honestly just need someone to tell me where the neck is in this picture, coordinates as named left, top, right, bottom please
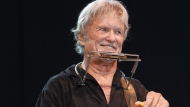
left=81, top=57, right=117, bottom=86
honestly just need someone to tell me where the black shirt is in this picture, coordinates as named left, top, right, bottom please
left=35, top=64, right=148, bottom=107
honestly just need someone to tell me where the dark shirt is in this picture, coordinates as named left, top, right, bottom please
left=35, top=64, right=148, bottom=107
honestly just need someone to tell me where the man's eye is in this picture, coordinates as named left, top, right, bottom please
left=100, top=28, right=106, bottom=31
left=115, top=31, right=121, bottom=35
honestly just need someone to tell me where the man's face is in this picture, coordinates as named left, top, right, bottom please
left=83, top=11, right=126, bottom=55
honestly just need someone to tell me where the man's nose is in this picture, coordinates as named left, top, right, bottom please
left=106, top=31, right=116, bottom=42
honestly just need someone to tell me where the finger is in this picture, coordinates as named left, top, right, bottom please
left=150, top=93, right=162, bottom=107
left=144, top=91, right=155, bottom=107
left=157, top=97, right=169, bottom=107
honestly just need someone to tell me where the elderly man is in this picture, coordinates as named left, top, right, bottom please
left=35, top=0, right=169, bottom=107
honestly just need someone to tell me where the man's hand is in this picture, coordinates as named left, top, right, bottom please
left=135, top=91, right=169, bottom=107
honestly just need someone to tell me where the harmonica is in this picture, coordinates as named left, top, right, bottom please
left=88, top=51, right=141, bottom=62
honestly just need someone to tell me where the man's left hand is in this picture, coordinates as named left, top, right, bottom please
left=135, top=91, right=169, bottom=107
left=143, top=91, right=169, bottom=107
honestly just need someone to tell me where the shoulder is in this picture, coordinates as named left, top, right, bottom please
left=43, top=64, right=78, bottom=94
left=43, top=71, right=69, bottom=94
left=35, top=64, right=79, bottom=106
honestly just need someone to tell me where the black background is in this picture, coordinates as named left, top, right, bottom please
left=0, top=0, right=189, bottom=107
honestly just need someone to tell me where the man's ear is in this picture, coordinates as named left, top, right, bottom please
left=78, top=34, right=86, bottom=46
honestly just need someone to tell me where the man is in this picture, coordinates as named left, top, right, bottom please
left=35, top=0, right=169, bottom=107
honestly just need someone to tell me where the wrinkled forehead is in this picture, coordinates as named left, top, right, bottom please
left=87, top=10, right=126, bottom=31
left=98, top=11, right=121, bottom=20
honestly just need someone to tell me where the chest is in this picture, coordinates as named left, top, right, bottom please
left=101, top=86, right=111, bottom=103
left=68, top=84, right=126, bottom=107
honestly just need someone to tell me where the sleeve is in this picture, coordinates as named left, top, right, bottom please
left=35, top=89, right=60, bottom=107
left=130, top=78, right=149, bottom=101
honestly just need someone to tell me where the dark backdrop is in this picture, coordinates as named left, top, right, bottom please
left=1, top=0, right=189, bottom=107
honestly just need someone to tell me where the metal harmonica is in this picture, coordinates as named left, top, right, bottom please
left=78, top=51, right=141, bottom=86
left=88, top=51, right=141, bottom=62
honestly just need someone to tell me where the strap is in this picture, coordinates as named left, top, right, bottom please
left=120, top=77, right=137, bottom=107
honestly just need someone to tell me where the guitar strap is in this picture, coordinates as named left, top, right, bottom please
left=120, top=77, right=137, bottom=107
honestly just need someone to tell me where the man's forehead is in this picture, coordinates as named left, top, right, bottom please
left=92, top=14, right=124, bottom=28
left=95, top=11, right=121, bottom=19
